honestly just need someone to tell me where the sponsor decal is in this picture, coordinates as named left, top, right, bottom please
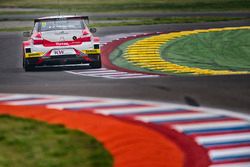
left=82, top=49, right=100, bottom=54
left=25, top=52, right=43, bottom=58
left=55, top=42, right=70, bottom=46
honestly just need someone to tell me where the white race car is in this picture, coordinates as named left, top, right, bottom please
left=22, top=15, right=101, bottom=71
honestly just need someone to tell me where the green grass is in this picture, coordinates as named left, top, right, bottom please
left=0, top=115, right=113, bottom=167
left=161, top=29, right=250, bottom=71
left=110, top=29, right=250, bottom=75
left=0, top=17, right=247, bottom=32
left=90, top=17, right=247, bottom=27
left=0, top=0, right=249, bottom=12
left=0, top=11, right=56, bottom=15
left=0, top=27, right=32, bottom=32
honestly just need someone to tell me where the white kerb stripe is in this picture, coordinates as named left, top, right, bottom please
left=116, top=75, right=159, bottom=79
left=94, top=106, right=179, bottom=115
left=78, top=70, right=118, bottom=74
left=85, top=68, right=109, bottom=70
left=6, top=97, right=84, bottom=105
left=95, top=72, right=128, bottom=75
left=196, top=132, right=250, bottom=145
left=135, top=113, right=221, bottom=123
left=209, top=162, right=250, bottom=167
left=112, top=73, right=145, bottom=77
left=47, top=101, right=133, bottom=110
left=0, top=94, right=40, bottom=101
left=75, top=68, right=109, bottom=72
left=99, top=73, right=137, bottom=77
left=209, top=146, right=250, bottom=159
left=173, top=121, right=250, bottom=132
left=84, top=72, right=129, bottom=76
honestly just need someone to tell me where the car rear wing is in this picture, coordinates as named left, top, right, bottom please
left=34, top=16, right=90, bottom=24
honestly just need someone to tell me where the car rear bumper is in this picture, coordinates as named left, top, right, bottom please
left=25, top=54, right=101, bottom=66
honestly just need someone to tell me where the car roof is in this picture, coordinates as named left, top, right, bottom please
left=34, top=15, right=89, bottom=23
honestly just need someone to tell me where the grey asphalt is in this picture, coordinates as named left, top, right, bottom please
left=0, top=20, right=249, bottom=114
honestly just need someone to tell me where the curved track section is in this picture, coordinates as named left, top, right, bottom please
left=124, top=27, right=250, bottom=75
left=65, top=33, right=161, bottom=79
left=0, top=20, right=250, bottom=113
left=1, top=93, right=250, bottom=166
left=0, top=19, right=250, bottom=167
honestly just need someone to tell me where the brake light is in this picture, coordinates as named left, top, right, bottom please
left=82, top=30, right=89, bottom=35
left=33, top=39, right=43, bottom=45
left=80, top=29, right=91, bottom=42
left=79, top=37, right=91, bottom=42
left=34, top=32, right=42, bottom=38
left=32, top=32, right=43, bottom=45
left=94, top=37, right=100, bottom=43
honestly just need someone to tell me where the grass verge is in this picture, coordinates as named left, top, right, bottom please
left=110, top=29, right=250, bottom=75
left=0, top=27, right=32, bottom=32
left=0, top=115, right=113, bottom=167
left=90, top=17, right=247, bottom=27
left=0, top=11, right=56, bottom=15
left=0, top=0, right=249, bottom=12
left=0, top=17, right=248, bottom=32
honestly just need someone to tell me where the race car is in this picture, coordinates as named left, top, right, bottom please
left=22, top=15, right=101, bottom=71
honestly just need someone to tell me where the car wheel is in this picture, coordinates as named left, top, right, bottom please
left=90, top=55, right=102, bottom=68
left=23, top=57, right=35, bottom=71
left=24, top=65, right=35, bottom=72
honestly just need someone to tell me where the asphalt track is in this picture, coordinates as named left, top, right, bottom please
left=0, top=20, right=250, bottom=114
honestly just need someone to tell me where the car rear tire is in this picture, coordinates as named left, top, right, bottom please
left=24, top=65, right=35, bottom=72
left=90, top=55, right=102, bottom=68
left=23, top=57, right=35, bottom=72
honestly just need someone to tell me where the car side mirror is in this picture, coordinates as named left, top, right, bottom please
left=90, top=28, right=97, bottom=34
left=23, top=31, right=31, bottom=37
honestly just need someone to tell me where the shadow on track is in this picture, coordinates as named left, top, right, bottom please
left=25, top=65, right=93, bottom=72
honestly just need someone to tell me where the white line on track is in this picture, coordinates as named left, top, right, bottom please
left=65, top=68, right=159, bottom=79
left=65, top=33, right=160, bottom=79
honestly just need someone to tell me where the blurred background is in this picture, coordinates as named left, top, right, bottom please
left=0, top=0, right=249, bottom=31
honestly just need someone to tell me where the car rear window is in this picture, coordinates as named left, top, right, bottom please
left=37, top=19, right=85, bottom=32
